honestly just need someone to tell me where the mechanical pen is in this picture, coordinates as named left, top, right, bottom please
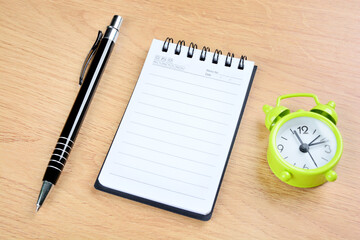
left=36, top=15, right=123, bottom=211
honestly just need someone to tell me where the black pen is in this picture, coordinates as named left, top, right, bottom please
left=36, top=15, right=123, bottom=211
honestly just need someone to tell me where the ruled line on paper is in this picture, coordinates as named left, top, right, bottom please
left=145, top=82, right=234, bottom=105
left=142, top=92, right=231, bottom=115
left=123, top=141, right=216, bottom=167
left=118, top=151, right=212, bottom=178
left=130, top=121, right=221, bottom=146
left=150, top=73, right=238, bottom=95
left=152, top=63, right=242, bottom=85
left=134, top=112, right=225, bottom=136
left=138, top=102, right=228, bottom=126
left=113, top=161, right=209, bottom=189
left=110, top=173, right=206, bottom=200
left=126, top=131, right=219, bottom=156
left=216, top=72, right=243, bottom=81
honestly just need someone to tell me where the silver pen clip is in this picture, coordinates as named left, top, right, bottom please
left=79, top=31, right=103, bottom=85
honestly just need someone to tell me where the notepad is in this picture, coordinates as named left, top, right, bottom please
left=95, top=38, right=257, bottom=220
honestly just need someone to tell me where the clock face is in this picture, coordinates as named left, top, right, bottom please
left=275, top=116, right=337, bottom=169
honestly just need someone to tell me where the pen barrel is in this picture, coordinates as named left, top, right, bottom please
left=60, top=38, right=115, bottom=141
left=42, top=38, right=115, bottom=185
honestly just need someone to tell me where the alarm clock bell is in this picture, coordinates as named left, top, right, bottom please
left=263, top=94, right=338, bottom=130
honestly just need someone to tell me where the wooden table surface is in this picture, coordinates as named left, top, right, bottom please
left=1, top=0, right=359, bottom=239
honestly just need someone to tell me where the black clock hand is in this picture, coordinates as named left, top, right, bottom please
left=307, top=151, right=318, bottom=168
left=292, top=129, right=304, bottom=145
left=309, top=140, right=328, bottom=146
left=309, top=135, right=320, bottom=145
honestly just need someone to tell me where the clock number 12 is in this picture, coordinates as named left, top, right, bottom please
left=297, top=126, right=308, bottom=134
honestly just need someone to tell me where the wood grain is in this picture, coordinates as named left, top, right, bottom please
left=0, top=0, right=359, bottom=239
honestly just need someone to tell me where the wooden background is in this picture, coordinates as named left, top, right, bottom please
left=0, top=0, right=359, bottom=239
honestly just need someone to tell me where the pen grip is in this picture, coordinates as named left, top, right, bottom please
left=43, top=136, right=74, bottom=184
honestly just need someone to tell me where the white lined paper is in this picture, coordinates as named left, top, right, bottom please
left=98, top=39, right=255, bottom=215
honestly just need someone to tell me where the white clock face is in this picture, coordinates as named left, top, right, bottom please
left=275, top=117, right=337, bottom=169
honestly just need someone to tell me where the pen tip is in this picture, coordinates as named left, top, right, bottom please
left=36, top=180, right=53, bottom=213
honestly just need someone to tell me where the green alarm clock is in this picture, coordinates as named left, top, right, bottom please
left=263, top=93, right=343, bottom=188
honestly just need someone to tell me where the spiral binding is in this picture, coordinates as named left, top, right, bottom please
left=162, top=37, right=173, bottom=52
left=175, top=40, right=185, bottom=55
left=200, top=46, right=210, bottom=61
left=238, top=55, right=247, bottom=70
left=225, top=52, right=234, bottom=67
left=187, top=42, right=197, bottom=58
left=161, top=37, right=248, bottom=69
left=212, top=49, right=222, bottom=64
